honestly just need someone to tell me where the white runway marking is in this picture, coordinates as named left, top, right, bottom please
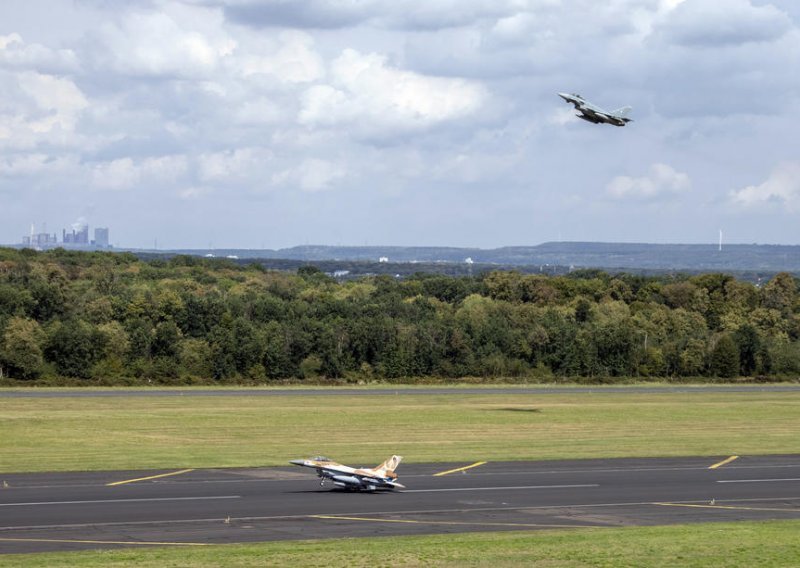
left=717, top=478, right=800, bottom=484
left=405, top=484, right=599, bottom=493
left=0, top=496, right=240, bottom=507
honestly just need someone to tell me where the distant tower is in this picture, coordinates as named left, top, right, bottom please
left=94, top=227, right=109, bottom=248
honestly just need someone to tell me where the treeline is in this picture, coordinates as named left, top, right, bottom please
left=0, top=247, right=799, bottom=384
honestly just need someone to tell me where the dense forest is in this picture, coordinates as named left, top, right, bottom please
left=1, top=247, right=799, bottom=384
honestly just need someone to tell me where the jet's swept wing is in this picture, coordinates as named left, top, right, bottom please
left=557, top=93, right=633, bottom=127
left=290, top=455, right=405, bottom=491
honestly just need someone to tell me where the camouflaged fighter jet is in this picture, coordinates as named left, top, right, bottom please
left=558, top=92, right=633, bottom=126
left=290, top=455, right=404, bottom=491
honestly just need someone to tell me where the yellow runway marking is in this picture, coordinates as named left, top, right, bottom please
left=0, top=537, right=209, bottom=546
left=709, top=455, right=739, bottom=469
left=433, top=461, right=487, bottom=477
left=310, top=514, right=590, bottom=529
left=654, top=502, right=800, bottom=513
left=106, top=469, right=195, bottom=486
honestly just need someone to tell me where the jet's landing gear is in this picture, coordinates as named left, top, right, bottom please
left=320, top=479, right=325, bottom=487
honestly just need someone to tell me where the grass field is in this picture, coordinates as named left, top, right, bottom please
left=1, top=389, right=799, bottom=472
left=2, top=521, right=799, bottom=567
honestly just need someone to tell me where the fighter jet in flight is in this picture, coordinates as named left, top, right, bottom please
left=558, top=93, right=633, bottom=127
left=290, top=455, right=404, bottom=491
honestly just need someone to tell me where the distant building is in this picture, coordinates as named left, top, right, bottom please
left=21, top=224, right=57, bottom=249
left=379, top=256, right=389, bottom=263
left=465, top=257, right=474, bottom=264
left=22, top=232, right=58, bottom=248
left=63, top=224, right=89, bottom=245
left=93, top=227, right=110, bottom=248
left=20, top=221, right=112, bottom=249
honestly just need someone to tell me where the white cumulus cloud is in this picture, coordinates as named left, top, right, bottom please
left=0, top=33, right=79, bottom=72
left=299, top=48, right=487, bottom=135
left=235, top=31, right=324, bottom=84
left=16, top=71, right=88, bottom=133
left=93, top=7, right=236, bottom=78
left=730, top=162, right=800, bottom=211
left=607, top=163, right=691, bottom=200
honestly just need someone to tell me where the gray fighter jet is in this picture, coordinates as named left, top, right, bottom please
left=558, top=93, right=633, bottom=127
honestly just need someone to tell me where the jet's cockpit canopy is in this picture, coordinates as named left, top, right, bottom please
left=572, top=93, right=583, bottom=99
left=311, top=456, right=331, bottom=461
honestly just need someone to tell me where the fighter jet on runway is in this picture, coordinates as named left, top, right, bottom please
left=290, top=455, right=404, bottom=491
left=558, top=93, right=633, bottom=126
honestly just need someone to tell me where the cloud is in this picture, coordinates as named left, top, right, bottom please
left=299, top=49, right=487, bottom=136
left=2, top=0, right=800, bottom=247
left=272, top=158, right=345, bottom=192
left=654, top=0, right=792, bottom=47
left=222, top=0, right=535, bottom=31
left=235, top=31, right=323, bottom=83
left=730, top=162, right=800, bottom=211
left=92, top=6, right=236, bottom=78
left=607, top=164, right=691, bottom=200
left=0, top=68, right=88, bottom=151
left=0, top=33, right=79, bottom=73
left=223, top=0, right=373, bottom=29
left=91, top=155, right=188, bottom=190
left=0, top=153, right=77, bottom=177
left=198, top=147, right=274, bottom=183
left=178, top=186, right=213, bottom=200
left=16, top=71, right=88, bottom=133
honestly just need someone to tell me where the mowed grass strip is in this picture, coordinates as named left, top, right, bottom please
left=2, top=521, right=799, bottom=567
left=1, top=391, right=799, bottom=472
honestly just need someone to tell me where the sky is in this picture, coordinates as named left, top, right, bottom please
left=1, top=0, right=798, bottom=249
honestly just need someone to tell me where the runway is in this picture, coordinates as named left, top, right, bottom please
left=2, top=455, right=800, bottom=554
left=3, top=385, right=800, bottom=398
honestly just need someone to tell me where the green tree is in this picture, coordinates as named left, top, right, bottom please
left=299, top=354, right=323, bottom=379
left=1, top=317, right=46, bottom=379
left=45, top=320, right=106, bottom=379
left=151, top=321, right=182, bottom=359
left=679, top=339, right=707, bottom=376
left=709, top=334, right=740, bottom=378
left=762, top=272, right=796, bottom=314
left=179, top=338, right=213, bottom=378
left=733, top=324, right=761, bottom=376
left=0, top=285, right=33, bottom=317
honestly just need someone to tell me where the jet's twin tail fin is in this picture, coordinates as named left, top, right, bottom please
left=373, top=455, right=402, bottom=477
left=612, top=106, right=632, bottom=118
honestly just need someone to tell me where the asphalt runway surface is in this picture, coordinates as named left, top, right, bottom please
left=2, top=455, right=800, bottom=554
left=3, top=385, right=800, bottom=398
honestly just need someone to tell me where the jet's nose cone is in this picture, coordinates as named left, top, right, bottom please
left=557, top=92, right=570, bottom=100
left=289, top=459, right=305, bottom=466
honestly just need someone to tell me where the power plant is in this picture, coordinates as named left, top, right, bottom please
left=20, top=221, right=111, bottom=250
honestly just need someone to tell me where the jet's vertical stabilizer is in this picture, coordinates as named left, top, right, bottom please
left=373, top=455, right=402, bottom=477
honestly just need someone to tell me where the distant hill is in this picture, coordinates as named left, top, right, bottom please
left=167, top=242, right=800, bottom=274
